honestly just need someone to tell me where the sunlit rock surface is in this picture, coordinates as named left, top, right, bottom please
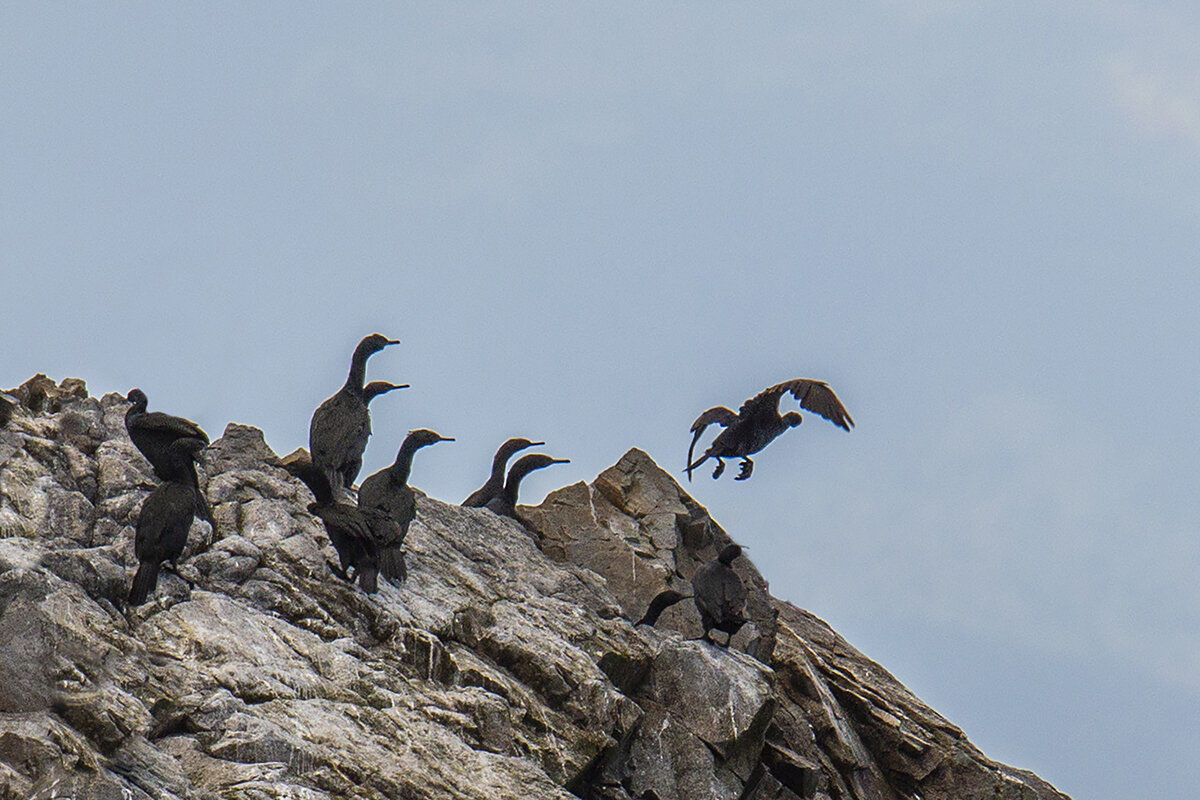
left=0, top=376, right=1070, bottom=800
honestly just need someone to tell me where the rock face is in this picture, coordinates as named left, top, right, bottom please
left=0, top=376, right=1071, bottom=800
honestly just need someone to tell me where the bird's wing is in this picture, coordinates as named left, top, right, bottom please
left=721, top=569, right=748, bottom=618
left=687, top=406, right=738, bottom=471
left=309, top=392, right=369, bottom=466
left=317, top=503, right=375, bottom=542
left=135, top=411, right=209, bottom=443
left=744, top=379, right=854, bottom=430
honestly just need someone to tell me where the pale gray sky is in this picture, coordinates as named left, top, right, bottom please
left=4, top=5, right=1199, bottom=798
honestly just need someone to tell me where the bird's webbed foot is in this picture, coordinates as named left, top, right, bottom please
left=734, top=458, right=754, bottom=481
left=326, top=559, right=352, bottom=582
left=712, top=460, right=726, bottom=479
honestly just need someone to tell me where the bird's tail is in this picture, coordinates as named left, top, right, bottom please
left=357, top=565, right=379, bottom=594
left=636, top=589, right=691, bottom=627
left=128, top=561, right=161, bottom=606
left=379, top=546, right=408, bottom=582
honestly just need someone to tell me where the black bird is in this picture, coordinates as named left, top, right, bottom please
left=461, top=437, right=544, bottom=507
left=637, top=544, right=749, bottom=647
left=286, top=457, right=382, bottom=593
left=128, top=438, right=210, bottom=606
left=358, top=429, right=454, bottom=583
left=686, top=378, right=853, bottom=481
left=309, top=333, right=402, bottom=496
left=363, top=381, right=409, bottom=404
left=484, top=453, right=570, bottom=520
left=124, top=388, right=210, bottom=482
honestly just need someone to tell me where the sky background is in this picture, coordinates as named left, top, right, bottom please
left=3, top=4, right=1199, bottom=798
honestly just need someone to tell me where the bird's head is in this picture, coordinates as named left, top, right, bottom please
left=356, top=333, right=400, bottom=359
left=783, top=411, right=803, bottom=428
left=125, top=388, right=148, bottom=407
left=717, top=543, right=743, bottom=565
left=406, top=429, right=455, bottom=449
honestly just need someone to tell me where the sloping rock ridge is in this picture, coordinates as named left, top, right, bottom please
left=0, top=375, right=1070, bottom=800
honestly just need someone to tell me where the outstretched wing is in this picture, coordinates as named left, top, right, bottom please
left=741, top=379, right=854, bottom=431
left=687, top=406, right=738, bottom=476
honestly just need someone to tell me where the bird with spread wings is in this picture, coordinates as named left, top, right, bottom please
left=686, top=378, right=853, bottom=481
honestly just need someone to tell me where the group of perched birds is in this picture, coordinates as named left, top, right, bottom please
left=123, top=389, right=213, bottom=605
left=119, top=332, right=854, bottom=648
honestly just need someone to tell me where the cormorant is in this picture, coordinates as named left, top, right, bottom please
left=128, top=437, right=211, bottom=606
left=484, top=453, right=569, bottom=520
left=285, top=456, right=382, bottom=593
left=124, top=388, right=210, bottom=482
left=358, top=429, right=454, bottom=583
left=686, top=378, right=853, bottom=481
left=363, top=381, right=409, bottom=404
left=636, top=544, right=748, bottom=646
left=461, top=437, right=545, bottom=507
left=309, top=333, right=401, bottom=496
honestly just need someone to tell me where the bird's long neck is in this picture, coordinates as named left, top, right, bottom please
left=126, top=395, right=147, bottom=420
left=486, top=447, right=513, bottom=487
left=502, top=462, right=539, bottom=503
left=389, top=440, right=423, bottom=486
left=343, top=352, right=370, bottom=394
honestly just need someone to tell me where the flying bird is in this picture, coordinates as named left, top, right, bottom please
left=686, top=378, right=853, bottom=481
left=309, top=333, right=403, bottom=496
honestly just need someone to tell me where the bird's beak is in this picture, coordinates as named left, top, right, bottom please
left=530, top=441, right=546, bottom=447
left=553, top=458, right=571, bottom=464
left=385, top=338, right=400, bottom=346
left=394, top=383, right=411, bottom=390
left=440, top=436, right=456, bottom=442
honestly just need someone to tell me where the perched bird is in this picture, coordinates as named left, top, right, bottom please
left=686, top=378, right=853, bottom=481
left=358, top=429, right=454, bottom=583
left=128, top=437, right=211, bottom=606
left=637, top=543, right=749, bottom=647
left=309, top=333, right=402, bottom=496
left=124, top=388, right=209, bottom=482
left=484, top=453, right=570, bottom=521
left=286, top=456, right=382, bottom=593
left=461, top=437, right=544, bottom=507
left=363, top=381, right=409, bottom=404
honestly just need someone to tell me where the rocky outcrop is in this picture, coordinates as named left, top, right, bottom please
left=0, top=376, right=1070, bottom=800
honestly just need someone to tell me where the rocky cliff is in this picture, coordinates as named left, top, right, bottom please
left=0, top=376, right=1070, bottom=800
